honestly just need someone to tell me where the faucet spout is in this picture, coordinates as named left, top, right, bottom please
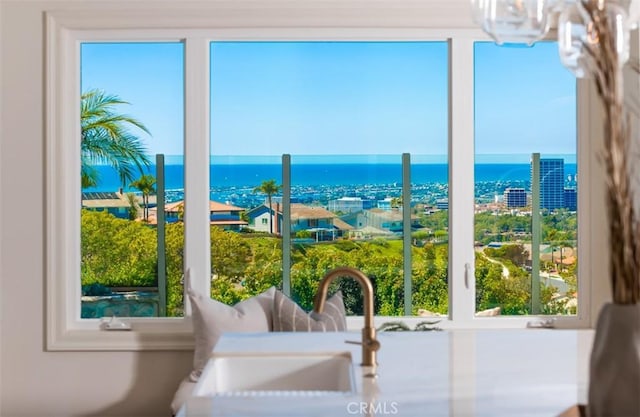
left=313, top=267, right=379, bottom=367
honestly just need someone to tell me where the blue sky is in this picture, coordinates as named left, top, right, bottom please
left=80, top=40, right=576, bottom=160
left=81, top=42, right=185, bottom=157
left=474, top=42, right=576, bottom=156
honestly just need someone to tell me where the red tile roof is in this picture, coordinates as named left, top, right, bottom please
left=164, top=200, right=245, bottom=213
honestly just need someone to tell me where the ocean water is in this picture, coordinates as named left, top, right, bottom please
left=84, top=163, right=578, bottom=193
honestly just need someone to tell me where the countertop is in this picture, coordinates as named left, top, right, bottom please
left=178, top=329, right=594, bottom=417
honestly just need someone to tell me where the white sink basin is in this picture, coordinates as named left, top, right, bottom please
left=193, top=351, right=356, bottom=397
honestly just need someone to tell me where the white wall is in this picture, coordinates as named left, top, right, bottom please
left=0, top=0, right=4, bottom=413
left=0, top=2, right=193, bottom=416
left=251, top=212, right=271, bottom=233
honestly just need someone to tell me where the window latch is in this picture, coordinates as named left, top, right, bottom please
left=464, top=263, right=471, bottom=289
left=100, top=315, right=132, bottom=331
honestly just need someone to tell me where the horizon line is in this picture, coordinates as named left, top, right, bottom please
left=90, top=153, right=578, bottom=166
left=162, top=153, right=577, bottom=164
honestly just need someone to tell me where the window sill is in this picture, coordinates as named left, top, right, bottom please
left=46, top=315, right=588, bottom=352
left=347, top=315, right=589, bottom=331
left=47, top=317, right=195, bottom=351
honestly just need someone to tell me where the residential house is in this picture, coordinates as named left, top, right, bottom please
left=354, top=208, right=421, bottom=234
left=291, top=203, right=338, bottom=241
left=246, top=203, right=284, bottom=234
left=81, top=191, right=132, bottom=219
left=81, top=190, right=156, bottom=220
left=332, top=217, right=355, bottom=238
left=246, top=203, right=344, bottom=240
left=149, top=200, right=247, bottom=230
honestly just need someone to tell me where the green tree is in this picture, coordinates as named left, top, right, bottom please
left=81, top=89, right=151, bottom=188
left=130, top=174, right=156, bottom=222
left=419, top=210, right=448, bottom=231
left=475, top=251, right=532, bottom=314
left=485, top=243, right=528, bottom=267
left=253, top=179, right=282, bottom=234
left=165, top=222, right=185, bottom=317
left=244, top=236, right=283, bottom=293
left=125, top=192, right=139, bottom=220
left=81, top=209, right=156, bottom=287
left=295, top=230, right=312, bottom=239
left=210, top=227, right=251, bottom=280
left=412, top=243, right=449, bottom=315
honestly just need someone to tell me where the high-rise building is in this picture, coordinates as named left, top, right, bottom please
left=533, top=158, right=565, bottom=210
left=564, top=188, right=577, bottom=211
left=503, top=188, right=527, bottom=208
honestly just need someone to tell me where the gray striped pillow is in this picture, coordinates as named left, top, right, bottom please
left=273, top=290, right=347, bottom=331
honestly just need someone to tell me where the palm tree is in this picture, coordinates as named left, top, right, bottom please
left=253, top=179, right=282, bottom=234
left=130, top=174, right=156, bottom=223
left=81, top=89, right=151, bottom=188
left=125, top=192, right=139, bottom=221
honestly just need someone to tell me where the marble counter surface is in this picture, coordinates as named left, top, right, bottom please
left=178, top=329, right=594, bottom=417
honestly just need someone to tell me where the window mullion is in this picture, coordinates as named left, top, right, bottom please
left=402, top=153, right=412, bottom=315
left=184, top=37, right=211, bottom=303
left=448, top=37, right=476, bottom=325
left=282, top=154, right=291, bottom=296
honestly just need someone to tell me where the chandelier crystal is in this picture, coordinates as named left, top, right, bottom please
left=472, top=0, right=638, bottom=77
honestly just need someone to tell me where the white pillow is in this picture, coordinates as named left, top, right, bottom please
left=186, top=271, right=275, bottom=381
left=170, top=376, right=196, bottom=416
left=273, top=289, right=347, bottom=332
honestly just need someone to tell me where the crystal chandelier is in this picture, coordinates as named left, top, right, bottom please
left=471, top=0, right=639, bottom=78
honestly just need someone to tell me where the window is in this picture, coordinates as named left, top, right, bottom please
left=79, top=42, right=185, bottom=318
left=209, top=41, right=448, bottom=317
left=473, top=42, right=578, bottom=317
left=46, top=3, right=599, bottom=350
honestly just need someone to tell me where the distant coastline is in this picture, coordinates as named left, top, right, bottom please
left=83, top=161, right=578, bottom=193
left=159, top=153, right=578, bottom=165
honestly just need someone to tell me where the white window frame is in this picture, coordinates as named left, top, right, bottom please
left=46, top=1, right=605, bottom=351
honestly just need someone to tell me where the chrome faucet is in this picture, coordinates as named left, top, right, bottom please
left=313, top=267, right=380, bottom=367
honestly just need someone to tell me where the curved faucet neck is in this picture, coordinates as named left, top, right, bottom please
left=313, top=267, right=375, bottom=329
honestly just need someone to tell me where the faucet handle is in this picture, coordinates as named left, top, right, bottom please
left=345, top=338, right=381, bottom=351
left=346, top=339, right=380, bottom=375
left=368, top=338, right=381, bottom=351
